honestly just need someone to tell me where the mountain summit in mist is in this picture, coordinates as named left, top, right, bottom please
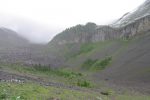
left=0, top=27, right=29, bottom=47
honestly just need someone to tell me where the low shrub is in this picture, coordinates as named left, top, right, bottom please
left=0, top=89, right=8, bottom=99
left=0, top=93, right=7, bottom=99
left=77, top=79, right=91, bottom=88
left=100, top=90, right=114, bottom=96
left=93, top=56, right=112, bottom=70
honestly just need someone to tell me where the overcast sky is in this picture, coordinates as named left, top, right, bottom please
left=0, top=0, right=145, bottom=43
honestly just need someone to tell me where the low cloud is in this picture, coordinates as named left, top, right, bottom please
left=0, top=14, right=62, bottom=44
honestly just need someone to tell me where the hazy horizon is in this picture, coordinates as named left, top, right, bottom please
left=0, top=0, right=145, bottom=43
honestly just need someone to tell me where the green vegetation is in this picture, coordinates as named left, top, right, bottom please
left=1, top=63, right=93, bottom=88
left=0, top=82, right=99, bottom=100
left=0, top=63, right=150, bottom=100
left=100, top=89, right=114, bottom=96
left=0, top=82, right=150, bottom=100
left=8, top=64, right=82, bottom=79
left=31, top=64, right=83, bottom=79
left=93, top=56, right=112, bottom=70
left=77, top=79, right=91, bottom=88
left=82, top=56, right=112, bottom=70
left=24, top=65, right=93, bottom=87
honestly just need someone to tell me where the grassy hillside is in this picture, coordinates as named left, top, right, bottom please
left=0, top=82, right=99, bottom=100
left=0, top=63, right=150, bottom=100
left=1, top=82, right=150, bottom=100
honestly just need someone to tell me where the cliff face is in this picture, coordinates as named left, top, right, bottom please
left=96, top=15, right=150, bottom=40
left=50, top=0, right=150, bottom=45
left=119, top=15, right=150, bottom=37
left=92, top=14, right=150, bottom=42
left=92, top=26, right=119, bottom=42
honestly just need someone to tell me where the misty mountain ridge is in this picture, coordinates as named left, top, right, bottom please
left=0, top=27, right=29, bottom=47
left=0, top=14, right=59, bottom=43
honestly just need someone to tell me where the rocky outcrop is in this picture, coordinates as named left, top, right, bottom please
left=119, top=15, right=150, bottom=37
left=94, top=14, right=150, bottom=42
left=92, top=26, right=120, bottom=42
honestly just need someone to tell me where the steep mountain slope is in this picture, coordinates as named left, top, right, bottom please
left=94, top=32, right=150, bottom=92
left=47, top=0, right=150, bottom=93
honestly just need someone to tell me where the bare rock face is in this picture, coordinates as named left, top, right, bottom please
left=92, top=26, right=120, bottom=42
left=119, top=15, right=150, bottom=37
left=95, top=15, right=150, bottom=41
